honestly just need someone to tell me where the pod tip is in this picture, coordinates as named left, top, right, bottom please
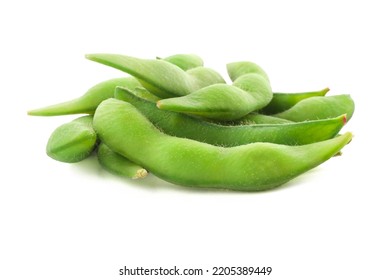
left=342, top=114, right=347, bottom=125
left=85, top=53, right=99, bottom=61
left=27, top=109, right=42, bottom=116
left=321, top=87, right=330, bottom=95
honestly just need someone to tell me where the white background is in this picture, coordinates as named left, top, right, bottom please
left=1, top=0, right=389, bottom=279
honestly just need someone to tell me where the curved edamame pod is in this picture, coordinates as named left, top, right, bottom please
left=115, top=87, right=345, bottom=146
left=93, top=98, right=352, bottom=191
left=97, top=143, right=148, bottom=179
left=46, top=116, right=97, bottom=163
left=273, top=94, right=355, bottom=122
left=156, top=62, right=273, bottom=121
left=28, top=77, right=142, bottom=116
left=85, top=53, right=225, bottom=98
left=261, top=87, right=329, bottom=114
left=159, top=54, right=204, bottom=70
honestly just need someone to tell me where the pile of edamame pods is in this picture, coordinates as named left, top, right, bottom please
left=28, top=53, right=354, bottom=191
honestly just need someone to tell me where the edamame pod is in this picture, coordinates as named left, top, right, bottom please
left=273, top=95, right=355, bottom=122
left=97, top=143, right=147, bottom=179
left=233, top=113, right=294, bottom=125
left=227, top=61, right=270, bottom=82
left=159, top=54, right=204, bottom=70
left=85, top=53, right=225, bottom=98
left=261, top=87, right=329, bottom=114
left=28, top=77, right=141, bottom=116
left=131, top=87, right=160, bottom=102
left=115, top=87, right=345, bottom=146
left=93, top=98, right=352, bottom=191
left=157, top=62, right=272, bottom=120
left=46, top=116, right=97, bottom=163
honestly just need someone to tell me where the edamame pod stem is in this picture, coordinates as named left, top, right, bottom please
left=273, top=95, right=355, bottom=122
left=46, top=116, right=97, bottom=163
left=85, top=53, right=225, bottom=98
left=28, top=77, right=141, bottom=116
left=115, top=87, right=345, bottom=146
left=93, top=98, right=352, bottom=191
left=261, top=87, right=330, bottom=114
left=159, top=54, right=204, bottom=70
left=157, top=62, right=273, bottom=121
left=97, top=143, right=147, bottom=179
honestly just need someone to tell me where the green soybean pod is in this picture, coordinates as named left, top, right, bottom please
left=227, top=60, right=270, bottom=82
left=97, top=143, right=148, bottom=179
left=230, top=113, right=294, bottom=125
left=28, top=77, right=142, bottom=116
left=93, top=98, right=352, bottom=191
left=159, top=54, right=204, bottom=70
left=46, top=116, right=97, bottom=163
left=114, top=87, right=345, bottom=146
left=261, top=87, right=330, bottom=114
left=85, top=53, right=225, bottom=98
left=157, top=61, right=273, bottom=121
left=131, top=87, right=160, bottom=102
left=273, top=95, right=355, bottom=122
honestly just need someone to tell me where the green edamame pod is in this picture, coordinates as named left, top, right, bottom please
left=28, top=77, right=142, bottom=116
left=160, top=54, right=220, bottom=93
left=273, top=95, right=355, bottom=122
left=46, top=116, right=97, bottom=163
left=227, top=113, right=294, bottom=125
left=85, top=53, right=225, bottom=98
left=97, top=143, right=147, bottom=179
left=131, top=87, right=160, bottom=102
left=93, top=98, right=352, bottom=191
left=157, top=61, right=272, bottom=121
left=227, top=60, right=270, bottom=83
left=185, top=67, right=226, bottom=91
left=159, top=54, right=204, bottom=70
left=261, top=87, right=329, bottom=114
left=115, top=87, right=345, bottom=146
